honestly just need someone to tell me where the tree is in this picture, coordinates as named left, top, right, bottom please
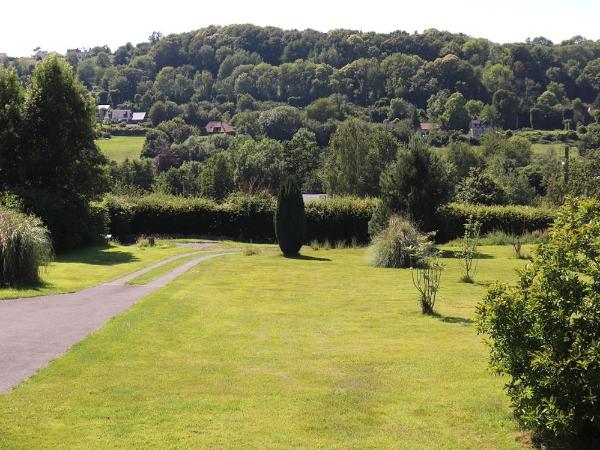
left=258, top=106, right=303, bottom=141
left=493, top=89, right=520, bottom=129
left=455, top=168, right=505, bottom=205
left=232, top=137, right=285, bottom=193
left=379, top=135, right=452, bottom=229
left=477, top=197, right=600, bottom=442
left=323, top=119, right=397, bottom=197
left=274, top=176, right=306, bottom=256
left=0, top=68, right=23, bottom=189
left=16, top=55, right=107, bottom=250
left=199, top=153, right=234, bottom=200
left=441, top=92, right=469, bottom=131
left=446, top=141, right=483, bottom=179
left=284, top=128, right=321, bottom=187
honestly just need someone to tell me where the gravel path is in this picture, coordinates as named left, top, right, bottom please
left=0, top=251, right=227, bottom=394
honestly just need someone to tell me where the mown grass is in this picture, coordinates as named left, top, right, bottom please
left=96, top=136, right=145, bottom=162
left=0, top=240, right=194, bottom=299
left=0, top=244, right=531, bottom=448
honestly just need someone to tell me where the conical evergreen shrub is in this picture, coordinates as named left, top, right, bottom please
left=274, top=177, right=306, bottom=256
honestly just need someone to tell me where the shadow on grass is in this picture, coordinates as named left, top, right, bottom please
left=430, top=311, right=474, bottom=325
left=57, top=245, right=139, bottom=266
left=1, top=279, right=55, bottom=294
left=284, top=254, right=331, bottom=262
left=439, top=249, right=494, bottom=259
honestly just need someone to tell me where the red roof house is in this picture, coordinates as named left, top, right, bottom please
left=205, top=121, right=236, bottom=135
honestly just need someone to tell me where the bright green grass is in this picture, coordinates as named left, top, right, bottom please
left=0, top=244, right=531, bottom=448
left=0, top=241, right=194, bottom=299
left=96, top=136, right=145, bottom=162
left=127, top=252, right=202, bottom=285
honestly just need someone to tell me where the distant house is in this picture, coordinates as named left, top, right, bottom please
left=97, top=105, right=111, bottom=122
left=32, top=50, right=49, bottom=60
left=205, top=121, right=236, bottom=135
left=469, top=116, right=493, bottom=140
left=110, top=109, right=133, bottom=123
left=419, top=122, right=441, bottom=136
left=302, top=194, right=330, bottom=202
left=131, top=112, right=147, bottom=123
left=66, top=48, right=90, bottom=60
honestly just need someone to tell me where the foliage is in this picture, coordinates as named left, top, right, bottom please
left=105, top=193, right=377, bottom=245
left=441, top=92, right=469, bottom=131
left=0, top=207, right=53, bottom=286
left=379, top=135, right=452, bottom=230
left=1, top=56, right=108, bottom=251
left=199, top=153, right=234, bottom=200
left=459, top=215, right=481, bottom=283
left=323, top=119, right=397, bottom=197
left=368, top=215, right=433, bottom=268
left=274, top=177, right=306, bottom=256
left=436, top=203, right=555, bottom=242
left=412, top=256, right=444, bottom=315
left=477, top=197, right=600, bottom=441
left=455, top=168, right=505, bottom=205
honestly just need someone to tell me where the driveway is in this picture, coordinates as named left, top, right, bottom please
left=0, top=252, right=227, bottom=393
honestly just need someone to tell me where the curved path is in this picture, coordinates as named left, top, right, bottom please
left=0, top=251, right=229, bottom=394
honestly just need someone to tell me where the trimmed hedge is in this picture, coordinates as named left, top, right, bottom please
left=436, top=203, right=556, bottom=242
left=104, top=194, right=379, bottom=244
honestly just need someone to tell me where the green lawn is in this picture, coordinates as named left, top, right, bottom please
left=0, top=240, right=195, bottom=300
left=96, top=136, right=145, bottom=162
left=0, top=244, right=531, bottom=448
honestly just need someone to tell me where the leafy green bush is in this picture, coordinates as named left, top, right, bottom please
left=368, top=215, right=433, bottom=268
left=274, top=177, right=305, bottom=256
left=0, top=208, right=53, bottom=286
left=477, top=197, right=600, bottom=442
left=436, top=203, right=555, bottom=242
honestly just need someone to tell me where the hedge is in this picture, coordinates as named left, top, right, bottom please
left=104, top=194, right=379, bottom=244
left=435, top=203, right=556, bottom=242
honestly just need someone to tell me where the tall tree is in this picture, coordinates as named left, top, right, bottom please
left=17, top=55, right=108, bottom=250
left=379, top=135, right=452, bottom=230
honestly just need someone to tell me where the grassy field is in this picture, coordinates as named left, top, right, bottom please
left=0, top=240, right=195, bottom=300
left=96, top=136, right=145, bottom=162
left=0, top=244, right=532, bottom=449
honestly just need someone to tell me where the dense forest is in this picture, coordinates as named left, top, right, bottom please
left=5, top=25, right=600, bottom=128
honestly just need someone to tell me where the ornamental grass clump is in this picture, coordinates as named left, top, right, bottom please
left=368, top=215, right=433, bottom=268
left=0, top=208, right=53, bottom=286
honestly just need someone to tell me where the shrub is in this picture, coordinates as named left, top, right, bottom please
left=477, top=197, right=600, bottom=442
left=412, top=256, right=444, bottom=315
left=0, top=208, right=53, bottom=286
left=136, top=235, right=155, bottom=248
left=459, top=215, right=481, bottom=283
left=436, top=203, right=555, bottom=242
left=368, top=215, right=433, bottom=268
left=104, top=194, right=377, bottom=245
left=274, top=177, right=306, bottom=256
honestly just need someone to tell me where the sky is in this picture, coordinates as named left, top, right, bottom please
left=2, top=0, right=599, bottom=57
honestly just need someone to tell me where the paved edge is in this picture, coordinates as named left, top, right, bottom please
left=0, top=252, right=232, bottom=394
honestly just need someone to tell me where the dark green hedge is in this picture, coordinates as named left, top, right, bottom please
left=104, top=194, right=379, bottom=244
left=436, top=203, right=556, bottom=242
